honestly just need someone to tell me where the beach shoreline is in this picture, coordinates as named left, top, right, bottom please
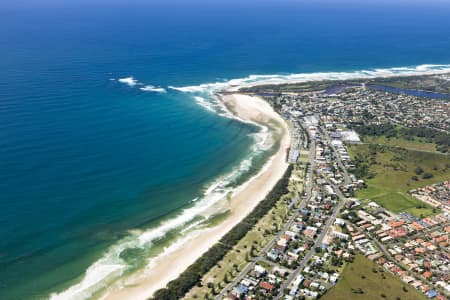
left=102, top=93, right=291, bottom=300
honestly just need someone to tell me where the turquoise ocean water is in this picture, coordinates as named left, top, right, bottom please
left=1, top=0, right=450, bottom=298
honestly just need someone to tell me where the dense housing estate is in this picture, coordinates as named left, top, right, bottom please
left=272, top=84, right=450, bottom=133
left=216, top=76, right=450, bottom=300
left=411, top=181, right=450, bottom=213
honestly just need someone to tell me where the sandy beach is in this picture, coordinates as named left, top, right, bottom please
left=103, top=94, right=291, bottom=300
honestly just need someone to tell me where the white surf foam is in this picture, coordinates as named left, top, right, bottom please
left=57, top=63, right=450, bottom=300
left=118, top=77, right=139, bottom=86
left=167, top=64, right=450, bottom=125
left=140, top=85, right=167, bottom=93
left=49, top=235, right=137, bottom=300
left=168, top=84, right=217, bottom=93
left=169, top=64, right=450, bottom=95
left=117, top=77, right=167, bottom=93
left=193, top=96, right=216, bottom=112
left=49, top=133, right=268, bottom=300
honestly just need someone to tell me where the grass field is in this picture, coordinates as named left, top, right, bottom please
left=322, top=254, right=427, bottom=300
left=300, top=149, right=310, bottom=164
left=362, top=136, right=438, bottom=153
left=348, top=144, right=450, bottom=217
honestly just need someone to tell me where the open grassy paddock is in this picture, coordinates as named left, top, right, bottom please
left=348, top=143, right=450, bottom=217
left=362, top=136, right=438, bottom=153
left=323, top=254, right=427, bottom=300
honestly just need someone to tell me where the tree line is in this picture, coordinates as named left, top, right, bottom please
left=150, top=165, right=293, bottom=300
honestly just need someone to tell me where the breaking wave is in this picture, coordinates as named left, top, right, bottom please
left=116, top=77, right=166, bottom=92
left=140, top=85, right=167, bottom=93
left=193, top=96, right=216, bottom=112
left=122, top=64, right=450, bottom=115
left=168, top=63, right=450, bottom=95
left=52, top=63, right=450, bottom=299
left=49, top=107, right=273, bottom=300
left=117, top=77, right=139, bottom=86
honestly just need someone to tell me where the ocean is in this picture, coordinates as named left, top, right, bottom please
left=1, top=0, right=450, bottom=299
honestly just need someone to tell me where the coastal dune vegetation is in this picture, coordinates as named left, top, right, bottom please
left=150, top=165, right=293, bottom=300
left=184, top=163, right=306, bottom=299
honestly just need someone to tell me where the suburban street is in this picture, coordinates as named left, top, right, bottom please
left=213, top=75, right=450, bottom=300
left=217, top=120, right=355, bottom=299
left=274, top=173, right=348, bottom=299
left=215, top=137, right=315, bottom=300
left=319, top=125, right=352, bottom=185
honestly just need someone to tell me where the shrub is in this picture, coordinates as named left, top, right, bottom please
left=415, top=166, right=424, bottom=175
left=422, top=173, right=433, bottom=179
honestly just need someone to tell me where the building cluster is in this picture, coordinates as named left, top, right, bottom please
left=225, top=119, right=355, bottom=300
left=265, top=174, right=340, bottom=266
left=269, top=83, right=450, bottom=298
left=227, top=264, right=288, bottom=300
left=276, top=86, right=450, bottom=132
left=410, top=180, right=450, bottom=213
left=284, top=257, right=342, bottom=300
left=220, top=82, right=449, bottom=300
left=344, top=201, right=450, bottom=299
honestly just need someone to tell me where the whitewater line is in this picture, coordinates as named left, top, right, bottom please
left=51, top=63, right=450, bottom=300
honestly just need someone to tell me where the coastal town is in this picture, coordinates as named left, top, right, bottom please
left=277, top=84, right=450, bottom=132
left=6, top=0, right=450, bottom=298
left=179, top=76, right=450, bottom=300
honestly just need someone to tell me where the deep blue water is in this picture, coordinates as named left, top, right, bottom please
left=1, top=0, right=450, bottom=298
